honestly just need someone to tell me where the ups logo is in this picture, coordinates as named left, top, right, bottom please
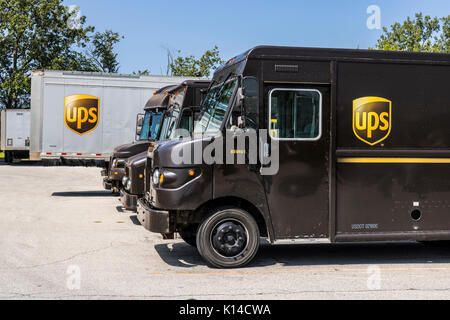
left=64, top=95, right=99, bottom=135
left=353, top=97, right=391, bottom=146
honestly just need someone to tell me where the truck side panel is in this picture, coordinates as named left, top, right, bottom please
left=335, top=62, right=450, bottom=239
left=30, top=71, right=198, bottom=160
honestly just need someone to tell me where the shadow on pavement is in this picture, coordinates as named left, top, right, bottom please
left=0, top=161, right=41, bottom=166
left=51, top=191, right=114, bottom=197
left=129, top=215, right=141, bottom=226
left=0, top=159, right=106, bottom=167
left=154, top=241, right=450, bottom=269
left=154, top=243, right=206, bottom=268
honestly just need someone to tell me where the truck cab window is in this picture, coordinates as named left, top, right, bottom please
left=141, top=111, right=162, bottom=140
left=178, top=109, right=193, bottom=134
left=139, top=112, right=152, bottom=140
left=160, top=110, right=180, bottom=140
left=194, top=79, right=237, bottom=134
left=269, top=89, right=321, bottom=140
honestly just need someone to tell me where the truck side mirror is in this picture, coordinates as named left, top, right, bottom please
left=136, top=114, right=144, bottom=127
left=236, top=87, right=245, bottom=106
left=136, top=113, right=144, bottom=140
left=241, top=77, right=259, bottom=130
left=236, top=88, right=246, bottom=128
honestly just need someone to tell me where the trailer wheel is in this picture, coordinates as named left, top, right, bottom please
left=196, top=206, right=259, bottom=268
left=5, top=151, right=13, bottom=164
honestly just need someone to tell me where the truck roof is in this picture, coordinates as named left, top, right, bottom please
left=32, top=70, right=203, bottom=81
left=216, top=45, right=450, bottom=73
left=166, top=80, right=211, bottom=95
left=144, top=85, right=179, bottom=110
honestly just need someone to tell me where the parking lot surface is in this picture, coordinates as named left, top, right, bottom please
left=2, top=163, right=450, bottom=299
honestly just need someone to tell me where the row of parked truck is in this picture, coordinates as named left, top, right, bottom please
left=103, top=45, right=450, bottom=268
left=3, top=45, right=447, bottom=269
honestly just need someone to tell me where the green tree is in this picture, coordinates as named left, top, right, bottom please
left=373, top=13, right=450, bottom=53
left=88, top=30, right=122, bottom=73
left=169, top=46, right=224, bottom=77
left=438, top=16, right=450, bottom=52
left=0, top=0, right=95, bottom=109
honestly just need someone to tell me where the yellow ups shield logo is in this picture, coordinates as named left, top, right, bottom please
left=64, top=95, right=99, bottom=135
left=353, top=97, right=391, bottom=146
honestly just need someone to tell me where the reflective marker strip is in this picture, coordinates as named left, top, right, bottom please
left=338, top=158, right=450, bottom=164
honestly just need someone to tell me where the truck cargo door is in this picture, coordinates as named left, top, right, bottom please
left=262, top=85, right=330, bottom=239
left=6, top=111, right=30, bottom=149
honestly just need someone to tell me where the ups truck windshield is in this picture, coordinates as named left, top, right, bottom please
left=194, top=79, right=237, bottom=134
left=140, top=111, right=163, bottom=140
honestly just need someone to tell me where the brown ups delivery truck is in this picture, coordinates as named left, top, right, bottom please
left=120, top=80, right=209, bottom=210
left=102, top=85, right=176, bottom=192
left=137, top=46, right=450, bottom=268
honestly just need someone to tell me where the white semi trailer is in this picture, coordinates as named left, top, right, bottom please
left=29, top=70, right=197, bottom=163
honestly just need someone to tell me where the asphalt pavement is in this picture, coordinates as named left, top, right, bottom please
left=1, top=163, right=450, bottom=299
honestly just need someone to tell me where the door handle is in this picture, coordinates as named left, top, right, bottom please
left=260, top=142, right=270, bottom=162
left=259, top=141, right=271, bottom=169
left=263, top=142, right=270, bottom=158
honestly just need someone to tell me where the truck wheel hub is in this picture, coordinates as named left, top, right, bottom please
left=212, top=221, right=247, bottom=257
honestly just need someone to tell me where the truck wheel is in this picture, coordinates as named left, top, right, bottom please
left=196, top=206, right=259, bottom=268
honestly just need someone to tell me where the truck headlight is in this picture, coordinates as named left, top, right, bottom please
left=152, top=168, right=160, bottom=186
left=122, top=176, right=128, bottom=186
left=151, top=168, right=199, bottom=189
left=126, top=179, right=132, bottom=191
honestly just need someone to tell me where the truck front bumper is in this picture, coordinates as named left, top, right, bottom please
left=137, top=198, right=172, bottom=234
left=120, top=189, right=138, bottom=211
left=103, top=178, right=112, bottom=190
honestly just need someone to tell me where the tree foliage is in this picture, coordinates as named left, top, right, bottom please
left=169, top=46, right=224, bottom=78
left=0, top=0, right=95, bottom=109
left=88, top=30, right=122, bottom=73
left=0, top=1, right=123, bottom=109
left=373, top=13, right=450, bottom=53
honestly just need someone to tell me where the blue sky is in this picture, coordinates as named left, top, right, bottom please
left=63, top=0, right=450, bottom=74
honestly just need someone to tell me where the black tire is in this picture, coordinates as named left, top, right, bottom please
left=419, top=240, right=450, bottom=247
left=5, top=151, right=13, bottom=164
left=196, top=206, right=259, bottom=268
left=179, top=230, right=197, bottom=247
